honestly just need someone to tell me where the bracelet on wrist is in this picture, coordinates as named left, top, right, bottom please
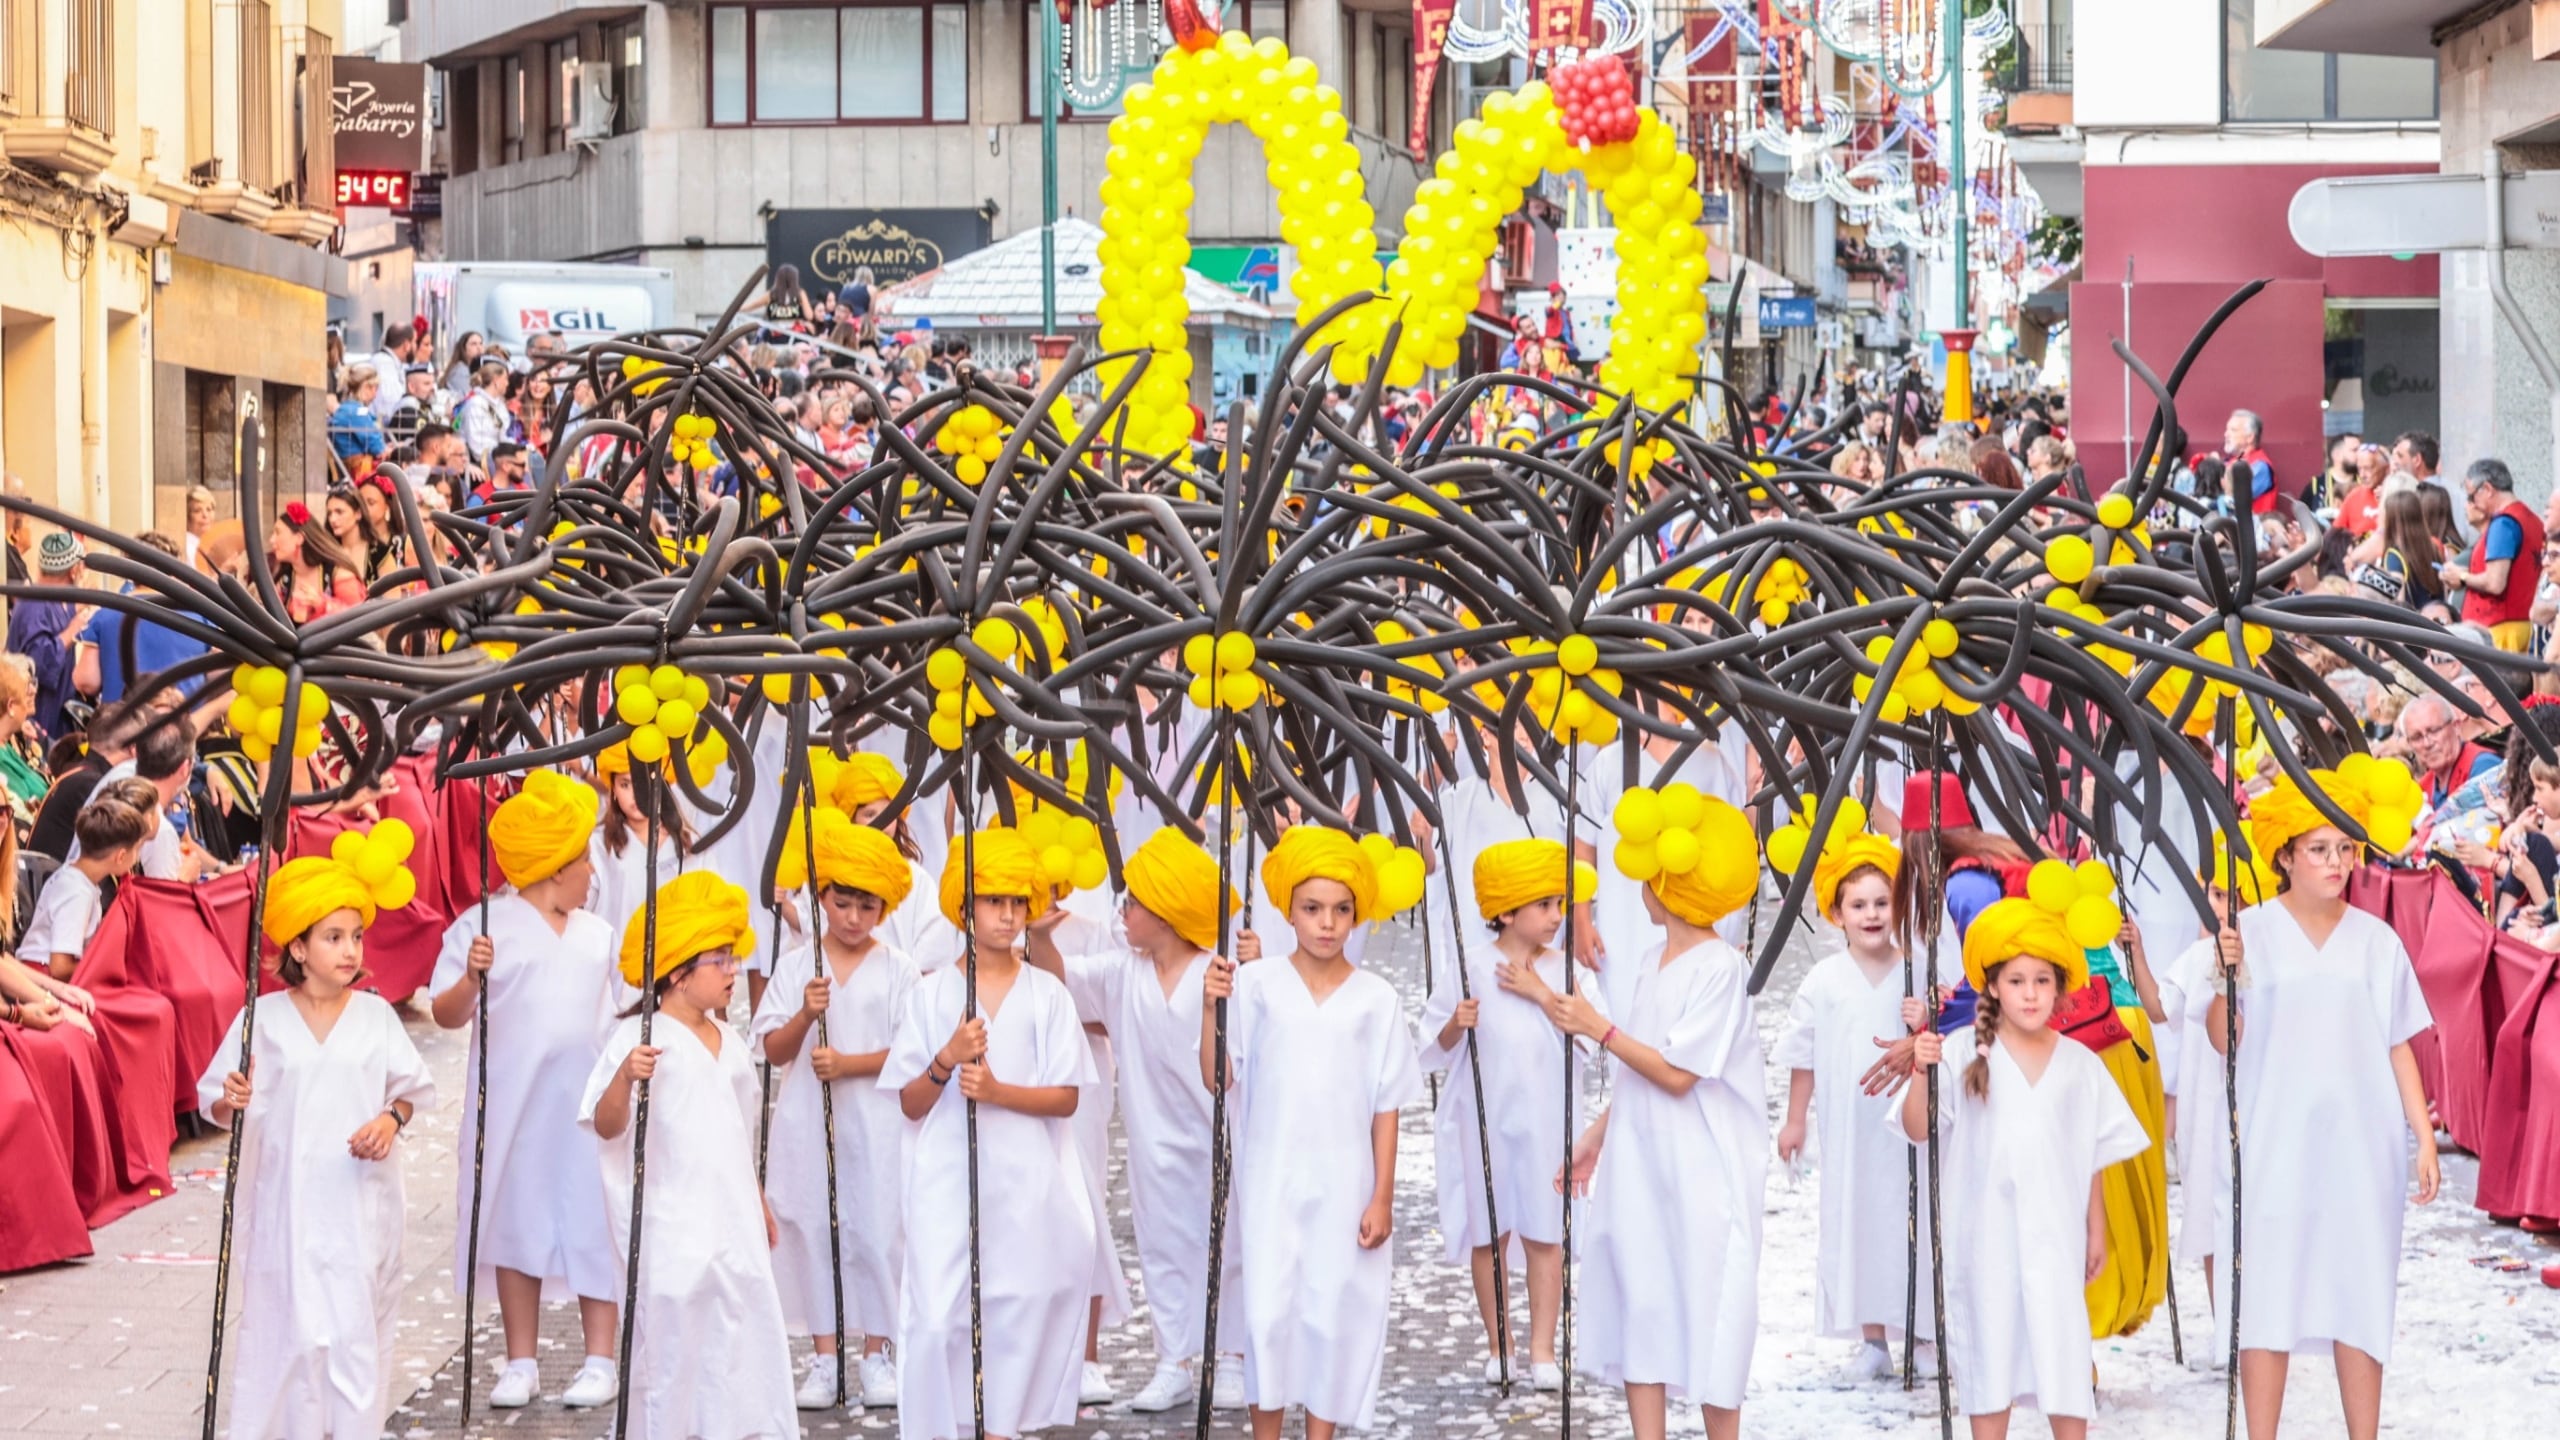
left=1597, top=1023, right=1619, bottom=1051
left=386, top=1105, right=409, bottom=1131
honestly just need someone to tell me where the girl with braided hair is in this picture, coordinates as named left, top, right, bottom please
left=1899, top=898, right=2147, bottom=1438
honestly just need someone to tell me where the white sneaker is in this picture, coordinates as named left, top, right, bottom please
left=1211, top=1354, right=1247, bottom=1411
left=561, top=1357, right=617, bottom=1409
left=1128, top=1361, right=1195, bottom=1413
left=1081, top=1359, right=1115, bottom=1405
left=1833, top=1342, right=1893, bottom=1387
left=860, top=1350, right=900, bottom=1407
left=488, top=1359, right=538, bottom=1409
left=1532, top=1361, right=1564, bottom=1392
left=797, top=1353, right=842, bottom=1410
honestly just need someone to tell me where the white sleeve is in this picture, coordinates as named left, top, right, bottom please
left=746, top=945, right=810, bottom=1043
left=377, top=1001, right=438, bottom=1112
left=1416, top=951, right=1464, bottom=1072
left=1038, top=979, right=1099, bottom=1088
left=1060, top=949, right=1124, bottom=1027
left=2087, top=1056, right=2150, bottom=1171
left=879, top=974, right=943, bottom=1091
left=578, top=1020, right=642, bottom=1130
left=1656, top=958, right=1754, bottom=1089
left=194, top=1006, right=249, bottom=1124
left=2379, top=931, right=2433, bottom=1050
left=427, top=910, right=482, bottom=999
left=1370, top=990, right=1425, bottom=1115
left=1772, top=973, right=1820, bottom=1072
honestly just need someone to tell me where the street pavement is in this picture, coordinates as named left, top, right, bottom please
left=2, top=906, right=2553, bottom=1438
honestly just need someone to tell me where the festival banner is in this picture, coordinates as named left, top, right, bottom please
left=1529, top=0, right=1595, bottom=54
left=1411, top=0, right=1455, bottom=155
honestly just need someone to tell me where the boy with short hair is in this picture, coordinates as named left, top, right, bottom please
left=23, top=797, right=153, bottom=979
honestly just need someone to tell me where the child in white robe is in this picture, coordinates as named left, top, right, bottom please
left=1504, top=788, right=1764, bottom=1440
left=427, top=771, right=624, bottom=1410
left=580, top=872, right=799, bottom=1440
left=2210, top=774, right=2438, bottom=1440
left=2154, top=851, right=2266, bottom=1354
left=199, top=825, right=436, bottom=1440
left=1773, top=833, right=1947, bottom=1380
left=1417, top=836, right=1596, bottom=1390
left=1204, top=826, right=1422, bottom=1440
left=1900, top=898, right=2148, bottom=1440
left=751, top=808, right=921, bottom=1410
left=1026, top=828, right=1250, bottom=1414
left=585, top=743, right=694, bottom=983
left=883, top=828, right=1098, bottom=1440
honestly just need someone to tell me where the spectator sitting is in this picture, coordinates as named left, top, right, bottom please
left=6, top=533, right=94, bottom=741
left=74, top=716, right=203, bottom=882
left=481, top=441, right=531, bottom=499
left=20, top=795, right=150, bottom=980
left=2401, top=691, right=2499, bottom=807
left=329, top=367, right=388, bottom=462
left=0, top=655, right=48, bottom=834
left=182, top=486, right=218, bottom=570
left=386, top=363, right=442, bottom=449
left=26, top=698, right=139, bottom=861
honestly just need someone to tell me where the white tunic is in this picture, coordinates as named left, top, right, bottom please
left=881, top=964, right=1098, bottom=1440
left=587, top=827, right=696, bottom=981
left=1576, top=741, right=1752, bottom=1018
left=1055, top=888, right=1134, bottom=1330
left=195, top=993, right=435, bottom=1440
left=579, top=1014, right=799, bottom=1440
left=1910, top=1037, right=2147, bottom=1420
left=1419, top=777, right=1565, bottom=1000
left=883, top=858, right=963, bottom=973
left=1772, top=947, right=1950, bottom=1340
left=2233, top=901, right=2432, bottom=1364
left=2157, top=935, right=2232, bottom=1268
left=431, top=896, right=623, bottom=1304
left=1416, top=943, right=1595, bottom=1262
left=1229, top=959, right=1423, bottom=1427
left=1579, top=937, right=1767, bottom=1409
left=747, top=935, right=919, bottom=1339
left=1061, top=944, right=1242, bottom=1364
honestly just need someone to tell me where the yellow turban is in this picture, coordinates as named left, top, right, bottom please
left=489, top=770, right=600, bottom=888
left=1123, top=828, right=1240, bottom=951
left=595, top=740, right=634, bottom=779
left=619, top=871, right=754, bottom=989
left=822, top=811, right=915, bottom=909
left=1646, top=795, right=1758, bottom=928
left=1261, top=825, right=1379, bottom=924
left=1960, top=896, right=2091, bottom=994
left=832, top=752, right=905, bottom=812
left=1812, top=833, right=1901, bottom=916
left=2248, top=754, right=2424, bottom=864
left=937, top=827, right=1055, bottom=930
left=264, top=821, right=419, bottom=947
left=1472, top=838, right=1597, bottom=920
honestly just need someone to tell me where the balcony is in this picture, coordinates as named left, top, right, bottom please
left=1, top=0, right=117, bottom=179
left=1995, top=22, right=2073, bottom=132
left=193, top=0, right=278, bottom=223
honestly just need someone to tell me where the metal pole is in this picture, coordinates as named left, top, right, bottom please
left=1041, top=0, right=1063, bottom=336
left=1946, top=0, right=1968, bottom=330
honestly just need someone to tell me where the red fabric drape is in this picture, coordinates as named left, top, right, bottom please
left=0, top=1027, right=94, bottom=1271
left=284, top=753, right=456, bottom=1004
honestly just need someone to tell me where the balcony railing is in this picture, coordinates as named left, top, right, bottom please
left=66, top=0, right=109, bottom=132
left=235, top=0, right=274, bottom=189
left=1997, top=22, right=2072, bottom=93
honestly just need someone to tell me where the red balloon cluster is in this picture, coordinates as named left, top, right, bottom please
left=1552, top=54, right=1639, bottom=148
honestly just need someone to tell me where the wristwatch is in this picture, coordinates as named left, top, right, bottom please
left=385, top=1105, right=410, bottom=1130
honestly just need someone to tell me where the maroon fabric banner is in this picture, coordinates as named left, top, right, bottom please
left=1410, top=0, right=1455, bottom=156
left=1528, top=0, right=1594, bottom=54
left=0, top=1028, right=95, bottom=1272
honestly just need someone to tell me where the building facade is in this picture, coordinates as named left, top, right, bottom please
left=2006, top=0, right=2438, bottom=491
left=2257, top=0, right=2560, bottom=498
left=398, top=0, right=1439, bottom=336
left=0, top=0, right=345, bottom=538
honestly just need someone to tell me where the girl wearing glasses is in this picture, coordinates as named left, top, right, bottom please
left=2208, top=766, right=2438, bottom=1440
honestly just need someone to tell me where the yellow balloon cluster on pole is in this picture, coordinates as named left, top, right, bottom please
left=1356, top=831, right=1428, bottom=917
left=225, top=664, right=326, bottom=762
left=1183, top=631, right=1264, bottom=710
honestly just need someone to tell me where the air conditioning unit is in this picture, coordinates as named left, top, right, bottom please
left=569, top=62, right=618, bottom=144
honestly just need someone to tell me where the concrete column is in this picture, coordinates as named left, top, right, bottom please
left=1291, top=0, right=1346, bottom=90
left=2444, top=247, right=2560, bottom=505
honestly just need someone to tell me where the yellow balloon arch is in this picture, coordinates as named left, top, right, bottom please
left=1097, top=31, right=1713, bottom=454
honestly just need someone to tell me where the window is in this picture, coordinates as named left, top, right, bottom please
left=448, top=64, right=480, bottom=175
left=707, top=2, right=969, bottom=125
left=500, top=53, right=525, bottom=162
left=545, top=36, right=577, bottom=153
left=605, top=17, right=646, bottom=134
left=1025, top=0, right=1285, bottom=119
left=2223, top=0, right=2432, bottom=123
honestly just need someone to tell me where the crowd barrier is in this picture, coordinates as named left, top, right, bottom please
left=0, top=760, right=504, bottom=1271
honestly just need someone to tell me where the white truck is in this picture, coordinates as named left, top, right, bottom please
left=412, top=261, right=675, bottom=359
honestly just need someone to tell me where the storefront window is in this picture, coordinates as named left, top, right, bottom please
left=708, top=2, right=971, bottom=125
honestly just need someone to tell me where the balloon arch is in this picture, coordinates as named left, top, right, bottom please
left=1094, top=32, right=1713, bottom=453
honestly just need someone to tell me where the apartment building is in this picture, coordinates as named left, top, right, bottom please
left=0, top=0, right=346, bottom=534
left=399, top=0, right=1439, bottom=348
left=2004, top=0, right=2437, bottom=490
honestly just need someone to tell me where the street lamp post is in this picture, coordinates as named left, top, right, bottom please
left=1041, top=0, right=1063, bottom=351
left=1939, top=0, right=1976, bottom=424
